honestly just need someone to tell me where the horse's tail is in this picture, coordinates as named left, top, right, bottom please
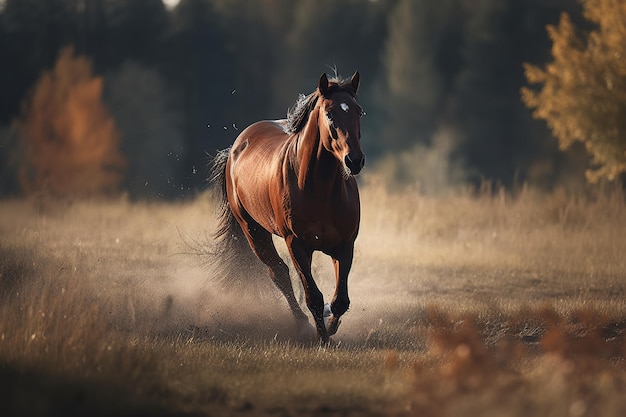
left=209, top=148, right=267, bottom=290
left=210, top=148, right=239, bottom=244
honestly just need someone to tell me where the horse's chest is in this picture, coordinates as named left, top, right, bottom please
left=290, top=198, right=359, bottom=249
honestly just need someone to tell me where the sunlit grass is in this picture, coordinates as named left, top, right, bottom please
left=1, top=181, right=626, bottom=415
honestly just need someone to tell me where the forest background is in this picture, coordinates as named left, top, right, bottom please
left=0, top=0, right=596, bottom=199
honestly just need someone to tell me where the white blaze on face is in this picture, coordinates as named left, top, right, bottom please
left=340, top=103, right=349, bottom=112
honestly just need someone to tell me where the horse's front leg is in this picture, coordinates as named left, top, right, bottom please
left=327, top=243, right=354, bottom=336
left=285, top=236, right=329, bottom=343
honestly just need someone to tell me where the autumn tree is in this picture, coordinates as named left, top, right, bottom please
left=522, top=0, right=626, bottom=182
left=17, top=46, right=126, bottom=196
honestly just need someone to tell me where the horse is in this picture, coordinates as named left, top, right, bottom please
left=210, top=71, right=365, bottom=343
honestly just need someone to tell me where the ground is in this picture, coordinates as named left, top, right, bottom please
left=1, top=181, right=626, bottom=416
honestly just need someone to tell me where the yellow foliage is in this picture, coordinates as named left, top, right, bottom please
left=521, top=0, right=626, bottom=182
left=17, top=46, right=126, bottom=197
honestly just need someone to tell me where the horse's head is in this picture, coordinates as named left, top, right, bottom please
left=317, top=71, right=365, bottom=176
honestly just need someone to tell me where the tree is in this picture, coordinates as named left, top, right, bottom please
left=164, top=0, right=237, bottom=192
left=98, top=0, right=169, bottom=68
left=522, top=0, right=626, bottom=182
left=104, top=61, right=184, bottom=199
left=0, top=0, right=79, bottom=125
left=17, top=46, right=126, bottom=196
left=381, top=0, right=460, bottom=152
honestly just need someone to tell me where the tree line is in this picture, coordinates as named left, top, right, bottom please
left=0, top=0, right=609, bottom=199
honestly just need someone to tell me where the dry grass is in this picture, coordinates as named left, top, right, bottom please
left=1, top=180, right=626, bottom=416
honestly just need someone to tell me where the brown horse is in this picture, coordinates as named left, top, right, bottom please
left=210, top=71, right=365, bottom=343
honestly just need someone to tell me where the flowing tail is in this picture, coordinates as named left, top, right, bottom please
left=209, top=148, right=267, bottom=290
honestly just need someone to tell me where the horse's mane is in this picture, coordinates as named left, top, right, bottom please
left=285, top=76, right=357, bottom=134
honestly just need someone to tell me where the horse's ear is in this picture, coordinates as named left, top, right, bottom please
left=318, top=73, right=329, bottom=96
left=350, top=71, right=360, bottom=93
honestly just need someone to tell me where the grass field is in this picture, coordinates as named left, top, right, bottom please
left=1, top=180, right=626, bottom=416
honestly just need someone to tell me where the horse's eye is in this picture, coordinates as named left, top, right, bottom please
left=326, top=112, right=334, bottom=124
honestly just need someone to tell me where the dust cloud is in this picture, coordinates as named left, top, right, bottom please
left=99, top=199, right=426, bottom=348
left=118, top=240, right=418, bottom=347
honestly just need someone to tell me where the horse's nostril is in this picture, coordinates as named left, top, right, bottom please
left=345, top=153, right=365, bottom=175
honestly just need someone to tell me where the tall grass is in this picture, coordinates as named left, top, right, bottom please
left=1, top=181, right=626, bottom=415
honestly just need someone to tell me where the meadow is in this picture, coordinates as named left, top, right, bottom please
left=1, top=179, right=626, bottom=416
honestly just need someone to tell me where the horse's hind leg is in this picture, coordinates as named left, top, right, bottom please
left=240, top=221, right=311, bottom=331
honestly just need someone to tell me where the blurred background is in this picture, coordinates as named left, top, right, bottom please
left=0, top=0, right=594, bottom=200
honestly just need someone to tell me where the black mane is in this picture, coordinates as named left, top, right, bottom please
left=285, top=76, right=357, bottom=134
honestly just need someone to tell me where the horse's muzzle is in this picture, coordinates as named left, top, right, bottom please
left=345, top=153, right=365, bottom=175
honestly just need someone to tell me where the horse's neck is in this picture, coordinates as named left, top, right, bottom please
left=294, top=108, right=342, bottom=196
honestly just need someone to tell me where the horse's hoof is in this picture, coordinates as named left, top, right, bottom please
left=323, top=303, right=332, bottom=329
left=327, top=316, right=341, bottom=336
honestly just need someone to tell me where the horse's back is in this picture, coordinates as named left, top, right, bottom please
left=227, top=120, right=292, bottom=234
left=231, top=120, right=289, bottom=161
left=229, top=119, right=290, bottom=185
